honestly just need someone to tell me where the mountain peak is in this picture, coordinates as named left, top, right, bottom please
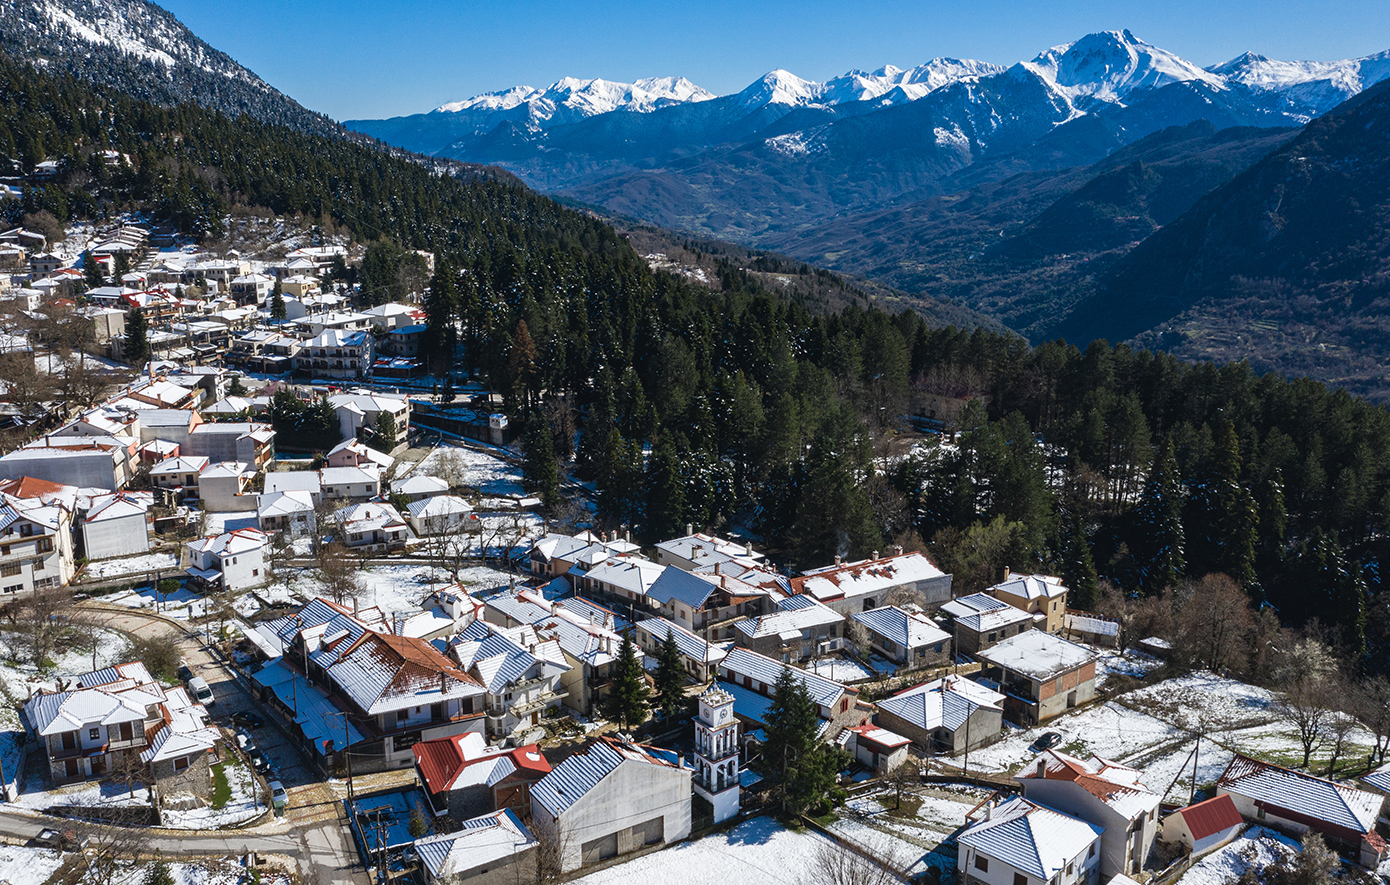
left=1032, top=29, right=1225, bottom=104
left=737, top=69, right=822, bottom=108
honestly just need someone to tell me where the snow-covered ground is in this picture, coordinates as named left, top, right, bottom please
left=83, top=552, right=179, bottom=580
left=103, top=585, right=209, bottom=619
left=567, top=817, right=832, bottom=885
left=947, top=701, right=1182, bottom=774
left=808, top=656, right=878, bottom=683
left=108, top=858, right=293, bottom=885
left=0, top=844, right=65, bottom=885
left=1123, top=671, right=1279, bottom=732
left=11, top=775, right=153, bottom=812
left=1175, top=827, right=1297, bottom=885
left=410, top=445, right=526, bottom=497
left=1094, top=648, right=1163, bottom=688
left=0, top=624, right=128, bottom=705
left=161, top=759, right=264, bottom=829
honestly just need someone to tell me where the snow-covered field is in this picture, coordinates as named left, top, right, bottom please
left=947, top=701, right=1182, bottom=774
left=0, top=624, right=128, bottom=705
left=161, top=759, right=264, bottom=829
left=0, top=844, right=65, bottom=885
left=567, top=817, right=832, bottom=885
left=1123, top=671, right=1279, bottom=732
left=83, top=552, right=179, bottom=580
left=103, top=585, right=208, bottom=619
left=411, top=445, right=526, bottom=497
left=1175, top=827, right=1297, bottom=885
left=1094, top=648, right=1163, bottom=688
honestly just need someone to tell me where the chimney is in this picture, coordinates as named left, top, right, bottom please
left=440, top=671, right=447, bottom=694
left=834, top=555, right=842, bottom=566
left=984, top=800, right=995, bottom=821
left=1003, top=567, right=1011, bottom=581
left=872, top=550, right=879, bottom=561
left=601, top=531, right=608, bottom=542
left=686, top=523, right=693, bottom=536
left=894, top=545, right=903, bottom=556
left=550, top=599, right=559, bottom=616
left=625, top=529, right=631, bottom=543
left=745, top=543, right=752, bottom=556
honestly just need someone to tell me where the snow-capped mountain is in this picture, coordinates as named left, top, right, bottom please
left=1208, top=49, right=1390, bottom=120
left=0, top=0, right=336, bottom=135
left=436, top=76, right=715, bottom=121
left=1030, top=29, right=1226, bottom=106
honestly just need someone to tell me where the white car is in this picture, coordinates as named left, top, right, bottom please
left=268, top=780, right=288, bottom=811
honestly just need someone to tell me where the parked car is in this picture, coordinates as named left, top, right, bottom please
left=230, top=710, right=265, bottom=729
left=248, top=750, right=272, bottom=775
left=235, top=730, right=258, bottom=754
left=177, top=663, right=194, bottom=683
left=187, top=676, right=214, bottom=706
left=268, top=780, right=288, bottom=811
left=1031, top=731, right=1064, bottom=751
left=32, top=828, right=85, bottom=851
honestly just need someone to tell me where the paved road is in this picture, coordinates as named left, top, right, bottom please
left=68, top=605, right=369, bottom=885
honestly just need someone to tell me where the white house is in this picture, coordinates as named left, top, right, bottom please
left=80, top=493, right=151, bottom=561
left=335, top=501, right=408, bottom=552
left=257, top=490, right=316, bottom=538
left=413, top=809, right=537, bottom=885
left=391, top=474, right=450, bottom=503
left=184, top=528, right=269, bottom=592
left=149, top=455, right=209, bottom=496
left=1159, top=793, right=1245, bottom=857
left=263, top=470, right=322, bottom=505
left=0, top=491, right=75, bottom=595
left=530, top=736, right=691, bottom=873
left=197, top=461, right=256, bottom=512
left=320, top=465, right=381, bottom=501
left=407, top=495, right=474, bottom=537
left=958, top=796, right=1102, bottom=885
left=791, top=550, right=953, bottom=616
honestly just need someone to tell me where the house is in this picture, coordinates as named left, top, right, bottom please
left=407, top=495, right=474, bottom=537
left=1216, top=754, right=1386, bottom=868
left=257, top=490, right=317, bottom=538
left=0, top=491, right=76, bottom=595
left=128, top=379, right=202, bottom=410
left=326, top=437, right=396, bottom=471
left=1063, top=611, right=1121, bottom=649
left=258, top=602, right=486, bottom=773
left=22, top=662, right=219, bottom=799
left=80, top=493, right=150, bottom=561
left=264, top=470, right=322, bottom=505
left=957, top=795, right=1103, bottom=885
left=413, top=809, right=538, bottom=885
left=1159, top=794, right=1245, bottom=857
left=1017, top=750, right=1162, bottom=878
left=791, top=551, right=953, bottom=616
left=529, top=532, right=629, bottom=578
left=716, top=647, right=865, bottom=739
left=653, top=531, right=764, bottom=572
left=391, top=474, right=450, bottom=503
left=569, top=554, right=665, bottom=605
left=0, top=436, right=135, bottom=490
left=634, top=616, right=727, bottom=683
left=185, top=422, right=275, bottom=468
left=646, top=565, right=779, bottom=639
left=387, top=324, right=427, bottom=357
left=530, top=736, right=691, bottom=873
left=842, top=724, right=911, bottom=775
left=413, top=730, right=553, bottom=823
left=184, top=528, right=269, bottom=592
left=449, top=619, right=570, bottom=743
left=851, top=605, right=952, bottom=668
left=733, top=594, right=845, bottom=663
left=228, top=272, right=273, bottom=306
left=335, top=502, right=409, bottom=552
left=989, top=573, right=1069, bottom=634
left=874, top=675, right=1006, bottom=754
left=197, top=461, right=255, bottom=512
left=940, top=592, right=1035, bottom=656
left=320, top=465, right=381, bottom=501
left=363, top=303, right=423, bottom=331
left=482, top=588, right=634, bottom=717
left=227, top=330, right=300, bottom=375
left=328, top=392, right=410, bottom=447
left=150, top=455, right=209, bottom=497
left=975, top=631, right=1098, bottom=726
left=301, top=329, right=373, bottom=380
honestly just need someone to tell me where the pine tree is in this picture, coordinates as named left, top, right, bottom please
left=1134, top=434, right=1186, bottom=594
left=653, top=630, right=687, bottom=719
left=756, top=667, right=845, bottom=817
left=643, top=435, right=687, bottom=543
left=270, top=278, right=287, bottom=322
left=509, top=318, right=538, bottom=409
left=522, top=413, right=559, bottom=507
left=123, top=304, right=148, bottom=367
left=1190, top=419, right=1258, bottom=590
left=1061, top=511, right=1099, bottom=610
left=84, top=255, right=104, bottom=290
left=367, top=411, right=396, bottom=453
left=599, top=633, right=649, bottom=730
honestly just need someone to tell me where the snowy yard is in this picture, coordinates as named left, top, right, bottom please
left=83, top=552, right=179, bottom=580
left=567, top=817, right=833, bottom=885
left=108, top=858, right=293, bottom=885
left=161, top=759, right=265, bottom=829
left=0, top=624, right=128, bottom=704
left=1094, top=648, right=1163, bottom=688
left=946, top=701, right=1183, bottom=774
left=11, top=774, right=153, bottom=812
left=410, top=444, right=526, bottom=497
left=103, top=585, right=209, bottom=619
left=1123, top=671, right=1279, bottom=732
left=0, top=844, right=65, bottom=885
left=808, top=656, right=878, bottom=683
left=1175, top=827, right=1297, bottom=885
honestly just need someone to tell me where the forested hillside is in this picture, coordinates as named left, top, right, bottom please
left=5, top=51, right=1390, bottom=673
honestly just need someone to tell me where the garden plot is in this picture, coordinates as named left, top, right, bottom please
left=411, top=445, right=526, bottom=497
left=0, top=844, right=65, bottom=885
left=843, top=784, right=987, bottom=844
left=161, top=759, right=264, bottom=829
left=567, top=816, right=832, bottom=885
left=946, top=701, right=1183, bottom=774
left=1175, top=827, right=1297, bottom=885
left=83, top=552, right=179, bottom=580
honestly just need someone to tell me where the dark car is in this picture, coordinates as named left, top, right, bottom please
left=248, top=749, right=272, bottom=775
left=1031, top=731, right=1064, bottom=751
left=177, top=663, right=194, bottom=683
left=230, top=710, right=265, bottom=729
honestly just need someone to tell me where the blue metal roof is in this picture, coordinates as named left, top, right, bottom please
left=646, top=567, right=718, bottom=610
left=636, top=617, right=723, bottom=664
left=718, top=647, right=846, bottom=709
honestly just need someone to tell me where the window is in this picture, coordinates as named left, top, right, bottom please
left=840, top=698, right=849, bottom=713
left=987, top=632, right=997, bottom=642
left=1088, top=845, right=1095, bottom=858
left=0, top=563, right=18, bottom=577
left=36, top=538, right=53, bottom=553
left=1016, top=875, right=1029, bottom=885
left=397, top=709, right=408, bottom=722
left=974, top=856, right=988, bottom=872
left=174, top=756, right=189, bottom=771
left=89, top=727, right=100, bottom=740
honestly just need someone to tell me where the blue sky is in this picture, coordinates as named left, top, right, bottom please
left=160, top=0, right=1390, bottom=121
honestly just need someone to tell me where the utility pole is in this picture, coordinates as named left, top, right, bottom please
left=328, top=710, right=355, bottom=804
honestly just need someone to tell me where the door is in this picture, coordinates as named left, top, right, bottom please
left=1067, top=690, right=1077, bottom=709
left=581, top=833, right=618, bottom=865
left=64, top=758, right=78, bottom=778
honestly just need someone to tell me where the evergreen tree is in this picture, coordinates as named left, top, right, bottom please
left=599, top=633, right=649, bottom=730
left=1134, top=435, right=1186, bottom=594
left=227, top=374, right=247, bottom=396
left=643, top=436, right=687, bottom=543
left=366, top=411, right=396, bottom=453
left=1188, top=419, right=1259, bottom=590
left=509, top=318, right=538, bottom=410
left=83, top=255, right=104, bottom=290
left=142, top=861, right=174, bottom=885
left=521, top=413, right=559, bottom=507
left=122, top=304, right=148, bottom=367
left=1061, top=511, right=1099, bottom=610
left=421, top=264, right=458, bottom=373
left=756, top=667, right=845, bottom=817
left=653, top=630, right=687, bottom=719
left=269, top=277, right=287, bottom=321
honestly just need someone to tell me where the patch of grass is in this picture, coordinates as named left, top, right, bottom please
left=210, top=762, right=231, bottom=809
left=884, top=794, right=923, bottom=819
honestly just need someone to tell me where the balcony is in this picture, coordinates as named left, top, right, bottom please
left=697, top=742, right=739, bottom=763
left=511, top=689, right=567, bottom=718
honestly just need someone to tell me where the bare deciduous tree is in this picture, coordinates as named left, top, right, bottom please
left=1351, top=675, right=1390, bottom=767
left=1172, top=574, right=1254, bottom=674
left=1271, top=634, right=1340, bottom=769
left=812, top=836, right=907, bottom=885
left=886, top=757, right=921, bottom=810
left=317, top=541, right=364, bottom=605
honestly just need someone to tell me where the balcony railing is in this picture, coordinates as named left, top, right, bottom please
left=511, top=689, right=567, bottom=718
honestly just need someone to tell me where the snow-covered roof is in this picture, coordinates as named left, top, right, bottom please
left=1018, top=750, right=1160, bottom=820
left=310, top=629, right=482, bottom=716
left=877, top=676, right=1004, bottom=732
left=793, top=552, right=946, bottom=603
left=84, top=493, right=148, bottom=523
left=264, top=471, right=321, bottom=495
left=200, top=461, right=252, bottom=480
left=320, top=465, right=380, bottom=486
left=1219, top=754, right=1382, bottom=834
left=307, top=328, right=369, bottom=348
left=1064, top=611, right=1120, bottom=637
left=636, top=616, right=727, bottom=666
left=391, top=474, right=449, bottom=497
left=258, top=489, right=316, bottom=519
left=655, top=532, right=762, bottom=567
left=185, top=527, right=268, bottom=557
left=150, top=455, right=210, bottom=477
left=406, top=495, right=472, bottom=521
left=852, top=605, right=951, bottom=648
left=1361, top=760, right=1390, bottom=795
left=718, top=647, right=849, bottom=709
left=958, top=796, right=1102, bottom=880
left=413, top=809, right=536, bottom=880
left=531, top=737, right=684, bottom=816
left=580, top=556, right=665, bottom=596
left=847, top=723, right=911, bottom=749
left=976, top=630, right=1096, bottom=680
left=990, top=574, right=1068, bottom=602
left=336, top=501, right=405, bottom=533
left=940, top=592, right=1033, bottom=632
left=451, top=620, right=551, bottom=694
left=647, top=566, right=722, bottom=610
left=735, top=596, right=842, bottom=640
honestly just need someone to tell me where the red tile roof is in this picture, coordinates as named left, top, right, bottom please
left=1175, top=793, right=1243, bottom=841
left=413, top=733, right=551, bottom=796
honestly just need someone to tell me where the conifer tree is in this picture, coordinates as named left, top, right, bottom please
left=521, top=413, right=558, bottom=507
left=1061, top=511, right=1099, bottom=610
left=1135, top=434, right=1186, bottom=594
left=1189, top=419, right=1258, bottom=590
left=653, top=630, right=687, bottom=719
left=122, top=304, right=148, bottom=367
left=757, top=667, right=845, bottom=817
left=269, top=278, right=287, bottom=322
left=600, top=633, right=649, bottom=730
left=643, top=436, right=687, bottom=543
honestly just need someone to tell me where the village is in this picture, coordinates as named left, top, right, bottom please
left=0, top=215, right=1386, bottom=885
